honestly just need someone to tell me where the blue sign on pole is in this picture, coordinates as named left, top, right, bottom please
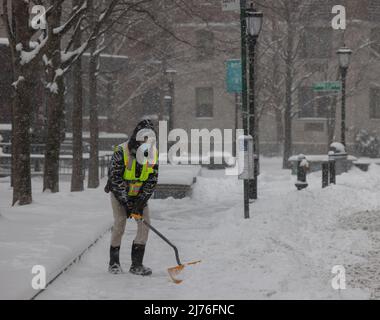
left=226, top=59, right=242, bottom=93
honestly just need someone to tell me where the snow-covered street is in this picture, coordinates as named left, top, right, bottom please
left=7, top=158, right=374, bottom=300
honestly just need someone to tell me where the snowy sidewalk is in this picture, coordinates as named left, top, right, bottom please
left=35, top=159, right=380, bottom=300
left=0, top=176, right=112, bottom=300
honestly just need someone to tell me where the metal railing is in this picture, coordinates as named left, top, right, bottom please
left=99, top=155, right=112, bottom=179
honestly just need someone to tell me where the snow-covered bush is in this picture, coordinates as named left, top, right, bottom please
left=355, top=129, right=380, bottom=158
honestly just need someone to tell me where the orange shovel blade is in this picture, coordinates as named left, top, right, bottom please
left=168, top=265, right=185, bottom=284
left=167, top=261, right=201, bottom=284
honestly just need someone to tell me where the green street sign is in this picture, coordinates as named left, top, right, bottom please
left=313, top=81, right=341, bottom=92
left=226, top=59, right=242, bottom=93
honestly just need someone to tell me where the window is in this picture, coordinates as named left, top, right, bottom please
left=304, top=122, right=324, bottom=132
left=370, top=87, right=380, bottom=119
left=370, top=27, right=380, bottom=56
left=196, top=30, right=214, bottom=60
left=304, top=62, right=328, bottom=73
left=142, top=87, right=160, bottom=117
left=298, top=87, right=331, bottom=118
left=315, top=93, right=330, bottom=118
left=300, top=28, right=332, bottom=59
left=196, top=87, right=214, bottom=118
left=369, top=0, right=380, bottom=22
left=298, top=87, right=314, bottom=118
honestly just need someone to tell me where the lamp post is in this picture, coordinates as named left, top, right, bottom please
left=240, top=0, right=249, bottom=219
left=337, top=46, right=352, bottom=147
left=246, top=4, right=263, bottom=200
left=165, top=69, right=177, bottom=132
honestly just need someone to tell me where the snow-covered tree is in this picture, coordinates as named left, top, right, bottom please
left=1, top=0, right=38, bottom=205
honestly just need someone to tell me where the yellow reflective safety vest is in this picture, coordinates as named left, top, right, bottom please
left=115, top=143, right=158, bottom=197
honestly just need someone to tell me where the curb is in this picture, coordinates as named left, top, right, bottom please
left=30, top=225, right=112, bottom=300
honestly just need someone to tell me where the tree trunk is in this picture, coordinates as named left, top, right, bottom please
left=43, top=77, right=65, bottom=193
left=10, top=71, right=15, bottom=188
left=87, top=0, right=100, bottom=189
left=9, top=1, right=34, bottom=205
left=275, top=108, right=284, bottom=151
left=43, top=2, right=64, bottom=193
left=12, top=76, right=33, bottom=205
left=71, top=0, right=84, bottom=192
left=282, top=21, right=294, bottom=170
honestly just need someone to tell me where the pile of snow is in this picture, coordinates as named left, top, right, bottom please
left=330, top=142, right=346, bottom=154
left=289, top=154, right=357, bottom=162
left=0, top=177, right=112, bottom=299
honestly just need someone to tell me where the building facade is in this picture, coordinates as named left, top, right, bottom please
left=1, top=1, right=380, bottom=157
left=166, top=0, right=380, bottom=156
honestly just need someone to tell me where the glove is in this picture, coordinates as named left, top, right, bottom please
left=133, top=198, right=146, bottom=216
left=124, top=201, right=135, bottom=218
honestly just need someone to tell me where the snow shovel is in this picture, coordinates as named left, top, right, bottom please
left=130, top=214, right=201, bottom=284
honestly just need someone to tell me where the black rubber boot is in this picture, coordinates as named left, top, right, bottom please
left=108, top=246, right=123, bottom=274
left=129, top=242, right=152, bottom=276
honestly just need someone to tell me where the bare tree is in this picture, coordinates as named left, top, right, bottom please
left=43, top=0, right=65, bottom=192
left=256, top=0, right=327, bottom=167
left=41, top=0, right=122, bottom=192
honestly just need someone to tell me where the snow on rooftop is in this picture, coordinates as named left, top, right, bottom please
left=0, top=38, right=9, bottom=46
left=65, top=132, right=127, bottom=139
left=0, top=124, right=11, bottom=131
left=82, top=116, right=108, bottom=120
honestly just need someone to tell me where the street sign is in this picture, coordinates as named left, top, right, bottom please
left=313, top=81, right=341, bottom=92
left=221, top=0, right=240, bottom=12
left=226, top=59, right=242, bottom=93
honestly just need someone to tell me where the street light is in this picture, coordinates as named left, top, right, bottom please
left=337, top=46, right=352, bottom=147
left=246, top=7, right=263, bottom=38
left=165, top=69, right=177, bottom=132
left=246, top=5, right=263, bottom=200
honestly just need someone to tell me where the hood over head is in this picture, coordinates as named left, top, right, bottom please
left=128, top=119, right=156, bottom=154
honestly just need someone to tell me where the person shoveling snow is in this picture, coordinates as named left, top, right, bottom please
left=104, top=119, right=201, bottom=283
left=105, top=120, right=158, bottom=276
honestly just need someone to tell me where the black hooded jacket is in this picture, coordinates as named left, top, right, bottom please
left=107, top=120, right=159, bottom=213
